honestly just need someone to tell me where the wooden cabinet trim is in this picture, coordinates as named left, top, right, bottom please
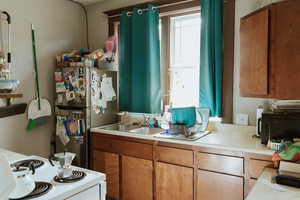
left=197, top=152, right=244, bottom=177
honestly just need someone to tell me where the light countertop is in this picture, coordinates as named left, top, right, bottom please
left=91, top=122, right=274, bottom=156
left=247, top=168, right=300, bottom=200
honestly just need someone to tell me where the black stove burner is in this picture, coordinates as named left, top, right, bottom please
left=10, top=182, right=52, bottom=200
left=54, top=170, right=86, bottom=183
left=11, top=159, right=44, bottom=169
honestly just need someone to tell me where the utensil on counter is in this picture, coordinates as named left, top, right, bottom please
left=9, top=162, right=36, bottom=199
left=48, top=152, right=76, bottom=178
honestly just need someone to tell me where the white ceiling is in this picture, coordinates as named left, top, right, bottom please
left=74, top=0, right=106, bottom=6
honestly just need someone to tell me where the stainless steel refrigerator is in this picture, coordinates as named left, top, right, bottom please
left=53, top=60, right=118, bottom=168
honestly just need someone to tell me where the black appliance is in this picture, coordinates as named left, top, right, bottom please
left=258, top=111, right=300, bottom=145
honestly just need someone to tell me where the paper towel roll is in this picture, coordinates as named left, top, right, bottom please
left=0, top=153, right=16, bottom=200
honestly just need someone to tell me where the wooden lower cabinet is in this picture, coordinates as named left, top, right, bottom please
left=156, top=162, right=194, bottom=200
left=91, top=133, right=272, bottom=200
left=121, top=156, right=153, bottom=200
left=92, top=150, right=120, bottom=200
left=197, top=170, right=244, bottom=200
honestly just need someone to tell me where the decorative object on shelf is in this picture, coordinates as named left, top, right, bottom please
left=102, top=35, right=117, bottom=63
left=0, top=93, right=26, bottom=118
left=0, top=11, right=11, bottom=80
left=27, top=25, right=52, bottom=131
left=0, top=11, right=21, bottom=95
left=0, top=79, right=19, bottom=93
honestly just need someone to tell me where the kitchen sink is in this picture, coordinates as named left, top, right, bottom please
left=129, top=127, right=164, bottom=135
left=101, top=124, right=164, bottom=135
left=101, top=124, right=141, bottom=132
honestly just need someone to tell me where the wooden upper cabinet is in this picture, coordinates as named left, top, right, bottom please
left=271, top=0, right=300, bottom=99
left=240, top=0, right=300, bottom=99
left=92, top=150, right=120, bottom=200
left=240, top=8, right=270, bottom=97
left=122, top=156, right=153, bottom=200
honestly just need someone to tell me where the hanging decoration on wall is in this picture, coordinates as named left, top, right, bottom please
left=102, top=35, right=117, bottom=63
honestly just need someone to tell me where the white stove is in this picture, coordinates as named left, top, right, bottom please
left=7, top=154, right=106, bottom=200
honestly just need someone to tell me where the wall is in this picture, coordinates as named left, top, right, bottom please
left=87, top=0, right=149, bottom=50
left=87, top=0, right=285, bottom=126
left=0, top=0, right=86, bottom=156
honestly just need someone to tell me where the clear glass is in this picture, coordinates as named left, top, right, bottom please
left=170, top=13, right=201, bottom=108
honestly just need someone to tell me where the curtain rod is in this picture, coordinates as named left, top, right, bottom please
left=107, top=0, right=195, bottom=18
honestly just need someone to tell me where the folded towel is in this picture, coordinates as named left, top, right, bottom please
left=279, top=142, right=300, bottom=161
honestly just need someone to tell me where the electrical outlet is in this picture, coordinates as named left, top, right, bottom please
left=236, top=113, right=249, bottom=126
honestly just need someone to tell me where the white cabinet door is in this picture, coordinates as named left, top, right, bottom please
left=66, top=185, right=100, bottom=200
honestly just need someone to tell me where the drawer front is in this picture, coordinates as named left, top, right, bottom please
left=92, top=135, right=118, bottom=152
left=91, top=134, right=153, bottom=160
left=197, top=152, right=244, bottom=176
left=249, top=159, right=273, bottom=178
left=156, top=146, right=193, bottom=167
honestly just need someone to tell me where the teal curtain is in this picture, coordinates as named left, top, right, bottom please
left=119, top=5, right=161, bottom=114
left=199, top=0, right=223, bottom=117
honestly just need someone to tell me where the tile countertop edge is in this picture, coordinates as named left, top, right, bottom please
left=90, top=126, right=274, bottom=156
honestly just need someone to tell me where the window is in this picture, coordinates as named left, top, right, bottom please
left=108, top=1, right=235, bottom=122
left=161, top=12, right=201, bottom=108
